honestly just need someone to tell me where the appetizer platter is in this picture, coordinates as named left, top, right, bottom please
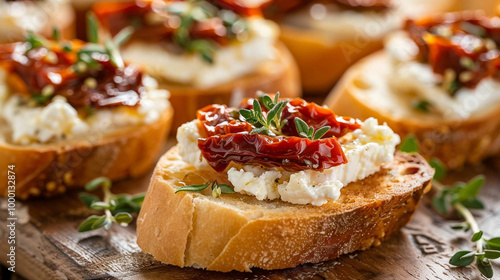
left=1, top=0, right=500, bottom=280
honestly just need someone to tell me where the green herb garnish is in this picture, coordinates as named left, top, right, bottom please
left=86, top=12, right=100, bottom=44
left=52, top=27, right=60, bottom=41
left=398, top=136, right=499, bottom=278
left=433, top=176, right=499, bottom=279
left=77, top=177, right=145, bottom=232
left=76, top=13, right=134, bottom=71
left=166, top=0, right=248, bottom=64
left=31, top=93, right=52, bottom=105
left=412, top=99, right=431, bottom=113
left=24, top=31, right=47, bottom=53
left=239, top=92, right=289, bottom=136
left=175, top=180, right=234, bottom=198
left=294, top=117, right=330, bottom=140
left=399, top=134, right=419, bottom=153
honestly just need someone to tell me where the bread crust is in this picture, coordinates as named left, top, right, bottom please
left=0, top=106, right=173, bottom=199
left=324, top=51, right=500, bottom=169
left=137, top=146, right=433, bottom=272
left=152, top=43, right=301, bottom=132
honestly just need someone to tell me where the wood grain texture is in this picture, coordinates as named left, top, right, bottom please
left=1, top=143, right=500, bottom=280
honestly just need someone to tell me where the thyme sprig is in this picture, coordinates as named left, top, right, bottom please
left=239, top=92, right=289, bottom=136
left=165, top=0, right=248, bottom=64
left=399, top=135, right=500, bottom=278
left=294, top=117, right=331, bottom=141
left=77, top=177, right=145, bottom=232
left=76, top=12, right=134, bottom=71
left=175, top=180, right=234, bottom=198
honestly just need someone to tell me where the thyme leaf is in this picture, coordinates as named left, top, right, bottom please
left=239, top=92, right=289, bottom=137
left=175, top=180, right=234, bottom=198
left=294, top=117, right=331, bottom=141
left=77, top=177, right=145, bottom=232
left=86, top=12, right=99, bottom=44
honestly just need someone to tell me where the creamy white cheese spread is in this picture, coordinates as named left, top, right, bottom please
left=0, top=71, right=170, bottom=145
left=122, top=18, right=279, bottom=88
left=177, top=117, right=400, bottom=206
left=385, top=32, right=500, bottom=119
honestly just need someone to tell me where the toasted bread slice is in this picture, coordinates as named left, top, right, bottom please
left=136, top=146, right=433, bottom=272
left=0, top=0, right=75, bottom=43
left=277, top=0, right=457, bottom=94
left=151, top=43, right=301, bottom=132
left=0, top=106, right=173, bottom=199
left=324, top=51, right=500, bottom=169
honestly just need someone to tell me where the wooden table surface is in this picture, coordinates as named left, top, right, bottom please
left=1, top=142, right=499, bottom=280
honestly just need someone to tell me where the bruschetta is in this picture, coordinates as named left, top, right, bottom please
left=325, top=11, right=500, bottom=169
left=93, top=0, right=301, bottom=131
left=136, top=93, right=434, bottom=272
left=265, top=0, right=457, bottom=94
left=0, top=33, right=173, bottom=198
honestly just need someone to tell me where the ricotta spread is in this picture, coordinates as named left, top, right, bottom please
left=386, top=32, right=500, bottom=119
left=122, top=18, right=279, bottom=88
left=177, top=117, right=400, bottom=206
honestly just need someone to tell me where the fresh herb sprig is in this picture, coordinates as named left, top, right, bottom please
left=294, top=117, right=330, bottom=141
left=168, top=1, right=216, bottom=63
left=77, top=177, right=145, bottom=232
left=432, top=176, right=500, bottom=279
left=399, top=135, right=500, bottom=278
left=175, top=180, right=234, bottom=198
left=239, top=92, right=289, bottom=136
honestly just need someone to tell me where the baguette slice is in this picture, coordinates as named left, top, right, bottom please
left=0, top=106, right=173, bottom=199
left=324, top=51, right=500, bottom=169
left=137, top=146, right=433, bottom=272
left=153, top=43, right=301, bottom=132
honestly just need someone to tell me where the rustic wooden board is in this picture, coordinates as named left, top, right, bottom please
left=1, top=143, right=500, bottom=280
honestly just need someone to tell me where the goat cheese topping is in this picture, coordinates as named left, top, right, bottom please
left=177, top=117, right=400, bottom=206
left=386, top=32, right=500, bottom=119
left=122, top=18, right=278, bottom=88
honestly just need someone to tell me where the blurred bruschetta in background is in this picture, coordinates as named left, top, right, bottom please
left=94, top=0, right=301, bottom=131
left=326, top=11, right=500, bottom=169
left=265, top=0, right=458, bottom=95
left=0, top=0, right=75, bottom=43
left=0, top=33, right=172, bottom=198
